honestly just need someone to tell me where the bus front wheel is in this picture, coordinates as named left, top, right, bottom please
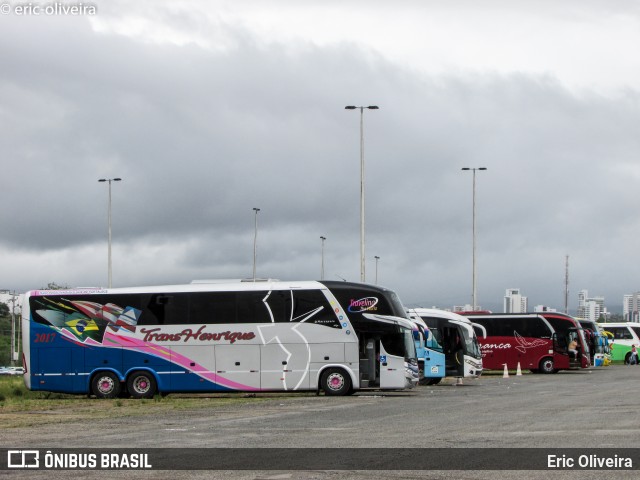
left=320, top=368, right=352, bottom=396
left=539, top=358, right=555, bottom=374
left=127, top=371, right=157, bottom=399
left=91, top=371, right=121, bottom=399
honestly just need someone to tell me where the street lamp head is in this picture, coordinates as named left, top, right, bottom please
left=345, top=106, right=357, bottom=110
left=367, top=106, right=379, bottom=110
left=253, top=207, right=260, bottom=212
left=461, top=168, right=470, bottom=171
left=98, top=179, right=106, bottom=182
left=320, top=236, right=326, bottom=241
left=478, top=167, right=487, bottom=171
left=113, top=178, right=122, bottom=182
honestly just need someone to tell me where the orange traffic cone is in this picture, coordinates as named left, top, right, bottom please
left=516, top=362, right=522, bottom=376
left=502, top=363, right=509, bottom=378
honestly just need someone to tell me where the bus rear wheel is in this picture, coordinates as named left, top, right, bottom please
left=539, top=358, right=555, bottom=374
left=91, top=371, right=121, bottom=399
left=127, top=371, right=157, bottom=399
left=320, top=368, right=351, bottom=396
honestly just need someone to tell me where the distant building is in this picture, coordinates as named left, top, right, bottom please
left=623, top=293, right=640, bottom=322
left=533, top=305, right=557, bottom=312
left=577, top=289, right=606, bottom=322
left=453, top=304, right=483, bottom=313
left=504, top=288, right=527, bottom=313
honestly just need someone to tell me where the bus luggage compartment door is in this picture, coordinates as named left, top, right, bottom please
left=379, top=343, right=406, bottom=389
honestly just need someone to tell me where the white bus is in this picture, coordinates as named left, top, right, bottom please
left=408, top=308, right=483, bottom=379
left=598, top=322, right=640, bottom=364
left=22, top=280, right=419, bottom=398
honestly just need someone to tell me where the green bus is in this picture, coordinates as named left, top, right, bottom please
left=598, top=323, right=640, bottom=364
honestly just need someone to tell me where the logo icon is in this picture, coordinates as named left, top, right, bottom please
left=7, top=450, right=39, bottom=468
left=348, top=297, right=379, bottom=313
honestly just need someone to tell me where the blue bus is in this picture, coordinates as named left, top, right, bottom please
left=410, top=317, right=446, bottom=385
left=409, top=308, right=483, bottom=380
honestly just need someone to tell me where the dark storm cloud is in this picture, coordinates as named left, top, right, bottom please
left=1, top=2, right=640, bottom=312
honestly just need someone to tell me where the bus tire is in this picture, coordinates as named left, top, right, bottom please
left=91, top=371, right=121, bottom=399
left=539, top=358, right=555, bottom=374
left=425, top=378, right=442, bottom=385
left=127, top=371, right=157, bottom=399
left=320, top=368, right=351, bottom=396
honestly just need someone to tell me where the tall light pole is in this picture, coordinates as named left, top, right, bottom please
left=98, top=177, right=122, bottom=288
left=345, top=105, right=379, bottom=283
left=252, top=208, right=260, bottom=281
left=320, top=236, right=326, bottom=280
left=461, top=167, right=487, bottom=310
left=374, top=256, right=380, bottom=285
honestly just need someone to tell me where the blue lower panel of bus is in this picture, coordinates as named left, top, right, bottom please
left=36, top=347, right=86, bottom=393
left=32, top=345, right=233, bottom=394
left=30, top=326, right=300, bottom=394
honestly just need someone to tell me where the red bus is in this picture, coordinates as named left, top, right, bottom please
left=464, top=312, right=590, bottom=373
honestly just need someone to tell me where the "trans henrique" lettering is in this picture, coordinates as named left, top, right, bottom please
left=139, top=326, right=255, bottom=344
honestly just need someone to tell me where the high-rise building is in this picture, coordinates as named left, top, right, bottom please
left=623, top=293, right=640, bottom=322
left=577, top=289, right=606, bottom=321
left=504, top=288, right=527, bottom=313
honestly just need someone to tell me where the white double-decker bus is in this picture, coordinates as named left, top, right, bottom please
left=22, top=280, right=419, bottom=398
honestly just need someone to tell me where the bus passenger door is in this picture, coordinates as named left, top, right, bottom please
left=551, top=333, right=570, bottom=369
left=379, top=343, right=406, bottom=389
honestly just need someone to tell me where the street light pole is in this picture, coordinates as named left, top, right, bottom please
left=252, top=208, right=260, bottom=281
left=345, top=105, right=379, bottom=283
left=320, top=236, right=326, bottom=280
left=98, top=177, right=122, bottom=288
left=3, top=290, right=18, bottom=366
left=374, top=256, right=380, bottom=285
left=461, top=167, right=487, bottom=311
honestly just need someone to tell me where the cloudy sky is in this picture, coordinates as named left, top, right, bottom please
left=1, top=0, right=639, bottom=313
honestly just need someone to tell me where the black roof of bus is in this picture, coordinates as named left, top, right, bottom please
left=319, top=281, right=392, bottom=294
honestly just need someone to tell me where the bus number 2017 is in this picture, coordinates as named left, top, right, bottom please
left=34, top=333, right=56, bottom=343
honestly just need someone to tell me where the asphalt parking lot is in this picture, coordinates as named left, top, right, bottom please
left=2, top=365, right=639, bottom=479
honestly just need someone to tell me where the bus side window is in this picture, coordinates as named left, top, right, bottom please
left=141, top=294, right=189, bottom=325
left=236, top=291, right=272, bottom=323
left=555, top=335, right=568, bottom=349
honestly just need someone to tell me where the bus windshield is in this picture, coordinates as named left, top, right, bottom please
left=401, top=327, right=417, bottom=361
left=460, top=325, right=481, bottom=359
